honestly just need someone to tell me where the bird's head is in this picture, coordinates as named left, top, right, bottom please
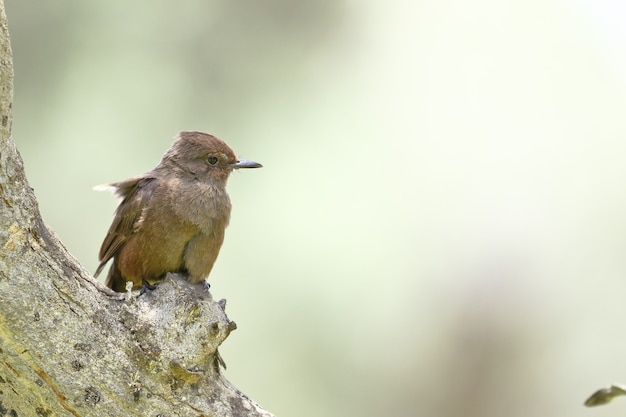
left=160, top=131, right=262, bottom=184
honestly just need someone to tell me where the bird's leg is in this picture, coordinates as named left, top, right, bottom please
left=139, top=279, right=158, bottom=295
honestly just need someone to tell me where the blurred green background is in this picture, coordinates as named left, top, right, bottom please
left=6, top=1, right=626, bottom=416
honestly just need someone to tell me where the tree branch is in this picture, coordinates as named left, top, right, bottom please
left=0, top=2, right=272, bottom=415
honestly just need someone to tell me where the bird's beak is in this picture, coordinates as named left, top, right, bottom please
left=231, top=159, right=263, bottom=169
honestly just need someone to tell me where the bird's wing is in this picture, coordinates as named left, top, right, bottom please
left=94, top=175, right=158, bottom=277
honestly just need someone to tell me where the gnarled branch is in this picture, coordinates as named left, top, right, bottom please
left=0, top=2, right=272, bottom=415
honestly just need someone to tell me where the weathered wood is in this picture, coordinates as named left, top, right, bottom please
left=0, top=2, right=272, bottom=415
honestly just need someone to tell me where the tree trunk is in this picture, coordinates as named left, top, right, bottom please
left=0, top=2, right=273, bottom=416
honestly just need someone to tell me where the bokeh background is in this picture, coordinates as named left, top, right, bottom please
left=5, top=1, right=626, bottom=416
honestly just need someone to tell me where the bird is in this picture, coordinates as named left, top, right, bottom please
left=94, top=131, right=262, bottom=292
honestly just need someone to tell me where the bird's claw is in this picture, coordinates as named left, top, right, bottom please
left=139, top=280, right=158, bottom=295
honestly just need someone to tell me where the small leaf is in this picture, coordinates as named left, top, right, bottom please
left=584, top=384, right=626, bottom=407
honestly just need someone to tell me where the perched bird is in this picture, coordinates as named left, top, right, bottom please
left=94, top=131, right=262, bottom=292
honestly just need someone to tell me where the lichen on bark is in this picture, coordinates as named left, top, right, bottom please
left=0, top=1, right=272, bottom=415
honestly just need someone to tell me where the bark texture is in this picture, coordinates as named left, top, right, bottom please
left=0, top=2, right=273, bottom=416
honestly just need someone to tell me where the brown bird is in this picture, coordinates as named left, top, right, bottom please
left=94, top=131, right=262, bottom=292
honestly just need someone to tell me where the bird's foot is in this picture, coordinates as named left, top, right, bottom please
left=139, top=280, right=158, bottom=295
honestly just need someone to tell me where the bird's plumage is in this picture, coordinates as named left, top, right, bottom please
left=95, top=131, right=261, bottom=292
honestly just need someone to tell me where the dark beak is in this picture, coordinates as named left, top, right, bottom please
left=231, top=159, right=263, bottom=169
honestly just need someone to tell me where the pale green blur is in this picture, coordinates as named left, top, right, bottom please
left=7, top=1, right=626, bottom=416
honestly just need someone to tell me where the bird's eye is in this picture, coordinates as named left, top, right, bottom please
left=207, top=156, right=218, bottom=165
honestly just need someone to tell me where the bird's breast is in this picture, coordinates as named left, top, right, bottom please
left=170, top=181, right=232, bottom=234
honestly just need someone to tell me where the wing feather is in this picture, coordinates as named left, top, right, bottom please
left=94, top=176, right=158, bottom=277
